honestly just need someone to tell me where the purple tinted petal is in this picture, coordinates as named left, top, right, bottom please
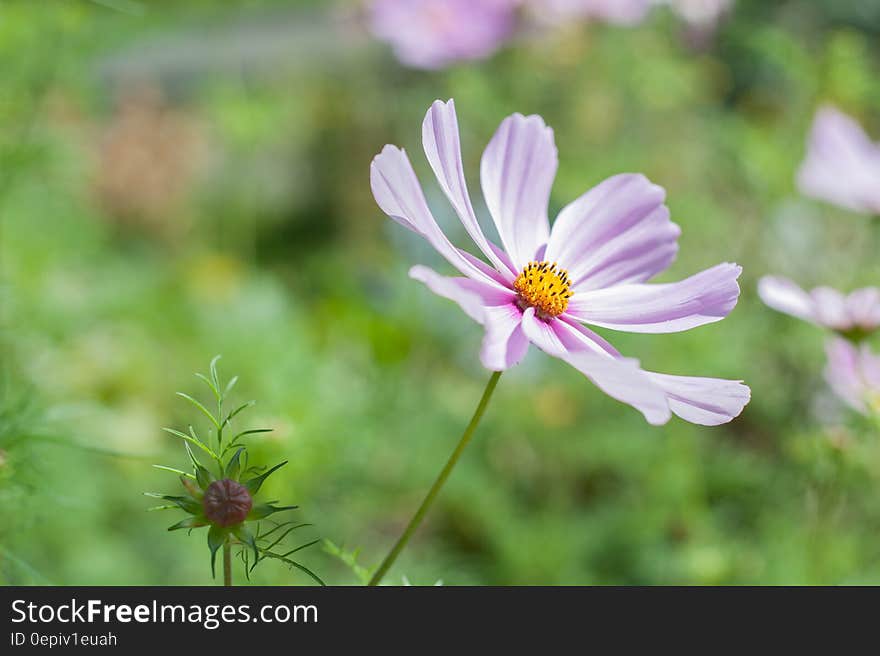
left=757, top=275, right=816, bottom=324
left=370, top=144, right=508, bottom=289
left=422, top=99, right=515, bottom=276
left=545, top=174, right=679, bottom=291
left=825, top=338, right=869, bottom=414
left=368, top=0, right=516, bottom=70
left=480, top=303, right=529, bottom=370
left=796, top=105, right=880, bottom=215
left=555, top=314, right=623, bottom=357
left=480, top=112, right=557, bottom=269
left=645, top=372, right=750, bottom=426
left=846, top=288, right=880, bottom=330
left=568, top=263, right=742, bottom=333
left=519, top=308, right=671, bottom=425
left=410, top=265, right=516, bottom=325
left=810, top=286, right=850, bottom=330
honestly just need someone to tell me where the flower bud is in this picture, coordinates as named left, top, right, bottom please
left=202, top=478, right=253, bottom=527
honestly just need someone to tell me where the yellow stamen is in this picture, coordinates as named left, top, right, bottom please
left=513, top=260, right=573, bottom=319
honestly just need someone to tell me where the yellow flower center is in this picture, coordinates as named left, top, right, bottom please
left=513, top=260, right=572, bottom=319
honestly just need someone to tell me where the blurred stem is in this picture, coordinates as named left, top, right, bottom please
left=368, top=371, right=502, bottom=586
left=223, top=541, right=232, bottom=587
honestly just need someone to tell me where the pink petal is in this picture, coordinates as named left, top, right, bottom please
left=757, top=276, right=816, bottom=324
left=480, top=112, right=557, bottom=269
left=846, top=288, right=880, bottom=330
left=544, top=174, right=679, bottom=292
left=645, top=372, right=750, bottom=426
left=824, top=338, right=880, bottom=414
left=520, top=307, right=672, bottom=425
left=480, top=303, right=529, bottom=371
left=409, top=265, right=516, bottom=325
left=422, top=99, right=516, bottom=276
left=568, top=263, right=742, bottom=333
left=370, top=144, right=509, bottom=290
left=367, top=0, right=516, bottom=71
left=810, top=286, right=850, bottom=330
left=825, top=338, right=868, bottom=413
left=796, top=105, right=880, bottom=215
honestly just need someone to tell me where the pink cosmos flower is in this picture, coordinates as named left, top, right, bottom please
left=367, top=0, right=517, bottom=70
left=825, top=338, right=880, bottom=416
left=758, top=276, right=880, bottom=338
left=527, top=0, right=651, bottom=26
left=797, top=106, right=880, bottom=215
left=371, top=99, right=749, bottom=426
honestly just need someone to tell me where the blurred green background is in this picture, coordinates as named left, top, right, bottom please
left=2, top=0, right=880, bottom=585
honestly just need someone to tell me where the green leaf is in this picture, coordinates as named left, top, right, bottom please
left=233, top=525, right=259, bottom=564
left=207, top=525, right=226, bottom=579
left=180, top=476, right=202, bottom=499
left=258, top=550, right=325, bottom=586
left=223, top=375, right=239, bottom=398
left=222, top=400, right=255, bottom=427
left=248, top=503, right=298, bottom=520
left=257, top=521, right=311, bottom=540
left=209, top=355, right=222, bottom=395
left=152, top=464, right=196, bottom=480
left=195, top=373, right=220, bottom=401
left=162, top=427, right=218, bottom=461
left=175, top=392, right=221, bottom=430
left=144, top=493, right=201, bottom=515
left=260, top=522, right=311, bottom=554
left=230, top=428, right=272, bottom=442
left=195, top=462, right=214, bottom=490
left=225, top=447, right=245, bottom=480
left=244, top=461, right=287, bottom=494
left=168, top=516, right=208, bottom=531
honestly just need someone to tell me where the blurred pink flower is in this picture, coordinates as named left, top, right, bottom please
left=367, top=0, right=517, bottom=70
left=797, top=106, right=880, bottom=215
left=371, top=99, right=749, bottom=425
left=758, top=276, right=880, bottom=337
left=528, top=0, right=651, bottom=26
left=825, top=338, right=880, bottom=415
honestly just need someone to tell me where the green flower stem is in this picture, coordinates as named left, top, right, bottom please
left=223, top=541, right=232, bottom=587
left=368, top=371, right=502, bottom=586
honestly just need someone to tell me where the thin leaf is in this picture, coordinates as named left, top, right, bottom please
left=233, top=525, right=259, bottom=564
left=248, top=503, right=298, bottom=520
left=195, top=462, right=214, bottom=490
left=209, top=355, right=222, bottom=394
left=175, top=392, right=221, bottom=430
left=168, top=516, right=208, bottom=531
left=208, top=525, right=226, bottom=579
left=277, top=539, right=321, bottom=558
left=144, top=492, right=201, bottom=515
left=195, top=373, right=221, bottom=401
left=259, top=524, right=310, bottom=554
left=162, top=427, right=218, bottom=461
left=258, top=522, right=311, bottom=541
left=259, top=551, right=325, bottom=586
left=152, top=464, right=196, bottom=480
left=222, top=401, right=255, bottom=428
left=225, top=447, right=245, bottom=480
left=244, top=461, right=287, bottom=494
left=181, top=476, right=202, bottom=499
left=223, top=375, right=239, bottom=398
